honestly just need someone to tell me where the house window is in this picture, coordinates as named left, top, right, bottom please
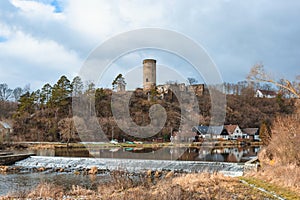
left=146, top=78, right=148, bottom=82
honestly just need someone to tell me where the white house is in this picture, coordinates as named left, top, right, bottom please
left=192, top=125, right=230, bottom=140
left=224, top=124, right=243, bottom=140
left=255, top=89, right=276, bottom=98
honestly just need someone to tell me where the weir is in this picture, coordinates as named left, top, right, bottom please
left=0, top=153, right=35, bottom=165
left=15, top=156, right=244, bottom=177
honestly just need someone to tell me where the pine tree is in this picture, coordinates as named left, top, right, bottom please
left=40, top=83, right=52, bottom=106
left=17, top=92, right=35, bottom=114
left=50, top=75, right=72, bottom=107
left=71, top=76, right=84, bottom=97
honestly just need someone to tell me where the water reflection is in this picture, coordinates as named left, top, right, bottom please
left=31, top=146, right=260, bottom=163
left=179, top=147, right=260, bottom=162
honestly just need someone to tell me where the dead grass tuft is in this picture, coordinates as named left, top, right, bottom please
left=27, top=182, right=64, bottom=199
left=67, top=185, right=97, bottom=199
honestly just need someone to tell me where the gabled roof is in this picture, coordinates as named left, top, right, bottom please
left=224, top=125, right=239, bottom=134
left=192, top=125, right=208, bottom=134
left=192, top=125, right=225, bottom=135
left=208, top=126, right=224, bottom=135
left=242, top=128, right=259, bottom=135
left=0, top=121, right=11, bottom=129
left=257, top=89, right=277, bottom=96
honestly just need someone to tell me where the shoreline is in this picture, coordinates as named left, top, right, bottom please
left=3, top=140, right=263, bottom=150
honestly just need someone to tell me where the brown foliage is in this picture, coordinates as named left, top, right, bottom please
left=9, top=85, right=297, bottom=142
left=0, top=101, right=17, bottom=119
left=255, top=103, right=300, bottom=194
left=260, top=114, right=300, bottom=166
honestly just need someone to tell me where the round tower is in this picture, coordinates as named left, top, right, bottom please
left=143, top=59, right=156, bottom=91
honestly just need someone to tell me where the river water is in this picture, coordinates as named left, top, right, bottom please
left=28, top=146, right=260, bottom=162
left=0, top=146, right=260, bottom=196
left=0, top=172, right=109, bottom=196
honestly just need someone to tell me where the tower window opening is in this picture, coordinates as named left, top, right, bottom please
left=146, top=78, right=148, bottom=82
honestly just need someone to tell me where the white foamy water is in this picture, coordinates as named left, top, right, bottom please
left=15, top=156, right=244, bottom=177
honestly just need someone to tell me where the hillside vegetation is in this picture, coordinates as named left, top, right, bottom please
left=0, top=75, right=296, bottom=143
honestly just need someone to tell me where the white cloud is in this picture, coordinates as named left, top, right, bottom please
left=0, top=23, right=12, bottom=38
left=0, top=30, right=81, bottom=89
left=10, top=0, right=64, bottom=20
left=63, top=0, right=172, bottom=43
left=64, top=0, right=124, bottom=42
left=0, top=0, right=300, bottom=91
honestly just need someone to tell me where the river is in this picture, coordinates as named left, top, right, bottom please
left=0, top=146, right=260, bottom=196
left=25, top=146, right=260, bottom=162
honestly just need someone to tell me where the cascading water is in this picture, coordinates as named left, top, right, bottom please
left=15, top=156, right=244, bottom=177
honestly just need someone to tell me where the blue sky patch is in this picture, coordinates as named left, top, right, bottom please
left=51, top=0, right=62, bottom=13
left=0, top=36, right=8, bottom=43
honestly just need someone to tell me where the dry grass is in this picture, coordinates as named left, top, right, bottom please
left=98, top=172, right=274, bottom=200
left=27, top=182, right=64, bottom=199
left=2, top=172, right=276, bottom=200
left=29, top=143, right=56, bottom=150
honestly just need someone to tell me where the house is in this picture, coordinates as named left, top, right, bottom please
left=207, top=126, right=229, bottom=140
left=192, top=125, right=229, bottom=140
left=192, top=125, right=208, bottom=136
left=242, top=128, right=260, bottom=141
left=0, top=121, right=12, bottom=142
left=255, top=89, right=277, bottom=98
left=224, top=124, right=244, bottom=140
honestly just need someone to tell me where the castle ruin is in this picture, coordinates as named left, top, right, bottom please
left=143, top=59, right=156, bottom=91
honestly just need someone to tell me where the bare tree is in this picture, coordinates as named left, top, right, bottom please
left=247, top=64, right=299, bottom=98
left=13, top=87, right=23, bottom=102
left=0, top=83, right=13, bottom=101
left=58, top=117, right=83, bottom=146
left=187, top=77, right=198, bottom=85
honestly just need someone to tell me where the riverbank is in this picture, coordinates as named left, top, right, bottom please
left=3, top=140, right=263, bottom=150
left=1, top=171, right=297, bottom=200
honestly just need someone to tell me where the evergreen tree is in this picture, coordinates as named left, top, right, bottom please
left=40, top=83, right=52, bottom=106
left=71, top=76, right=84, bottom=96
left=34, top=89, right=41, bottom=105
left=50, top=75, right=72, bottom=107
left=17, top=92, right=35, bottom=114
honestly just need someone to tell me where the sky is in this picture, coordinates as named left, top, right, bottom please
left=0, top=0, right=300, bottom=91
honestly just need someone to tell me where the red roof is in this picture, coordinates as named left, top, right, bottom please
left=224, top=125, right=238, bottom=134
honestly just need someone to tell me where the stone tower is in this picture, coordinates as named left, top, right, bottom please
left=143, top=59, right=156, bottom=91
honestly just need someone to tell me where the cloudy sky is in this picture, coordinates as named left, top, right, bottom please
left=0, top=0, right=300, bottom=90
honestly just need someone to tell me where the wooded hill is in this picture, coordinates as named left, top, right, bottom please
left=0, top=75, right=296, bottom=142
